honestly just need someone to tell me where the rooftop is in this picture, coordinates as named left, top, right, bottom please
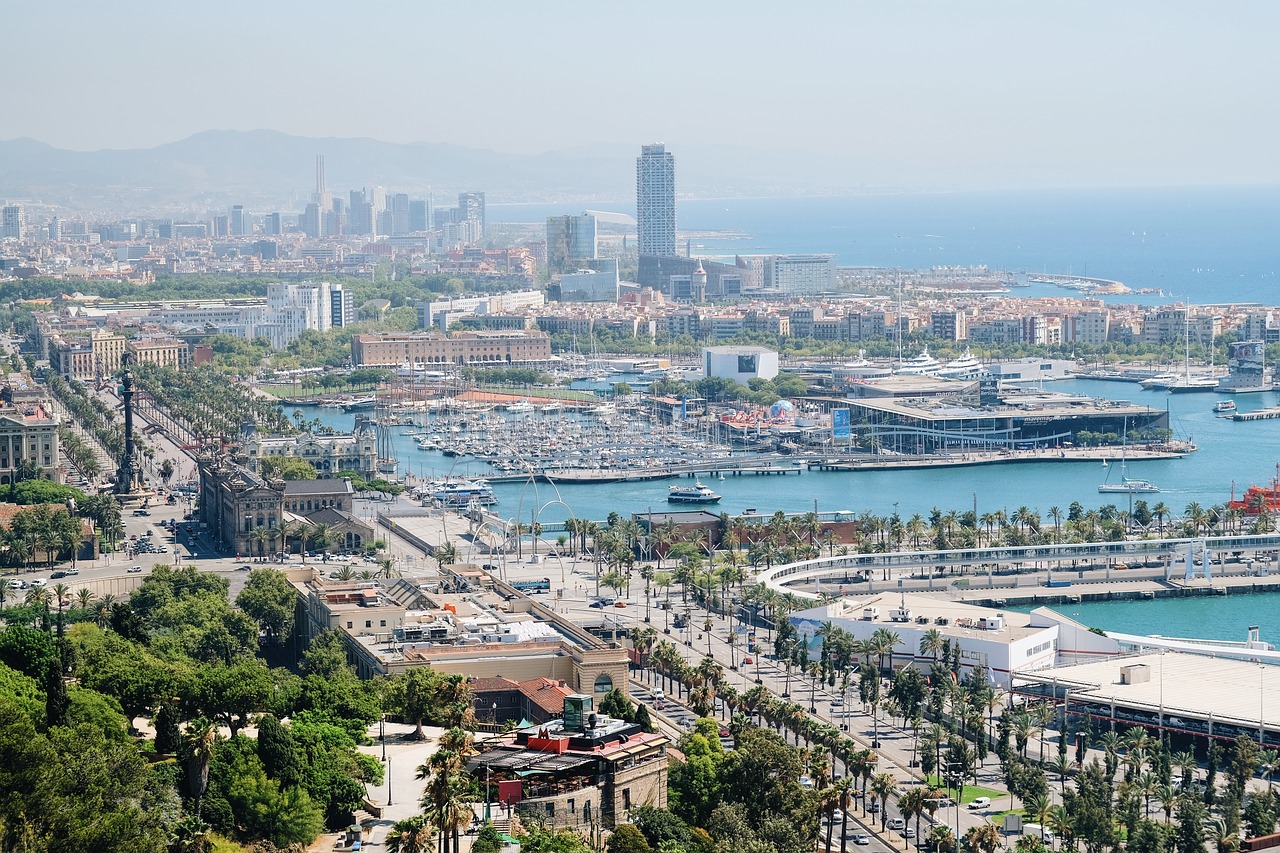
left=1018, top=651, right=1280, bottom=731
left=794, top=591, right=1051, bottom=644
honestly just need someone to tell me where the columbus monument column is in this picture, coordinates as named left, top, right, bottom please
left=114, top=353, right=145, bottom=496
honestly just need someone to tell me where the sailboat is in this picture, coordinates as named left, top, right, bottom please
left=1099, top=419, right=1160, bottom=493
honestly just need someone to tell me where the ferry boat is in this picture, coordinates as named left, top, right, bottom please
left=667, top=480, right=722, bottom=505
left=429, top=479, right=498, bottom=507
left=1214, top=400, right=1238, bottom=414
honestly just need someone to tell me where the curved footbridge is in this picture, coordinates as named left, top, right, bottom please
left=758, top=533, right=1280, bottom=603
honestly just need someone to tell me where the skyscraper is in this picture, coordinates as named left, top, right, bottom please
left=636, top=143, right=676, bottom=256
left=546, top=213, right=598, bottom=275
left=457, top=192, right=486, bottom=237
left=1, top=205, right=25, bottom=240
left=229, top=204, right=247, bottom=236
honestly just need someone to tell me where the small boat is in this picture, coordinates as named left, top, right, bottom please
left=1214, top=400, right=1238, bottom=414
left=341, top=396, right=377, bottom=412
left=505, top=399, right=535, bottom=413
left=1099, top=417, right=1159, bottom=493
left=667, top=480, right=722, bottom=505
left=1099, top=479, right=1161, bottom=494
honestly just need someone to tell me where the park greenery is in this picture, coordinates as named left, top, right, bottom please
left=0, top=562, right=499, bottom=851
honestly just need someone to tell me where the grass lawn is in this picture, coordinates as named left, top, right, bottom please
left=922, top=774, right=1005, bottom=805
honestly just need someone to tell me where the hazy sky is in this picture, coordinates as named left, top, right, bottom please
left=7, top=1, right=1279, bottom=188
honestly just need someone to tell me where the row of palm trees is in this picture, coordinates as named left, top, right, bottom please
left=42, top=371, right=127, bottom=466
left=244, top=520, right=337, bottom=562
left=13, top=581, right=117, bottom=633
left=0, top=503, right=83, bottom=568
left=132, top=363, right=295, bottom=445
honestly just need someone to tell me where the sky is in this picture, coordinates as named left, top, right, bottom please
left=6, top=0, right=1280, bottom=189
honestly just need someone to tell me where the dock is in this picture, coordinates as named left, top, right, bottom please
left=1232, top=407, right=1280, bottom=421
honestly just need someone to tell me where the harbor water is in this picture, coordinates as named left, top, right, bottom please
left=303, top=377, right=1280, bottom=526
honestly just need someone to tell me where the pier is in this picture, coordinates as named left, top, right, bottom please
left=1232, top=407, right=1280, bottom=421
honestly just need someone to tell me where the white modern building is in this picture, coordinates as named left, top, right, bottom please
left=702, top=345, right=779, bottom=383
left=790, top=593, right=1120, bottom=687
left=1, top=205, right=24, bottom=240
left=257, top=281, right=353, bottom=348
left=417, top=290, right=546, bottom=331
left=765, top=254, right=837, bottom=295
left=636, top=144, right=676, bottom=257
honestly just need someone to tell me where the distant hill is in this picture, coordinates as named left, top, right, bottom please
left=0, top=130, right=871, bottom=215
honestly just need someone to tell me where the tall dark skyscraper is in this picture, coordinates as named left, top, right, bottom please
left=636, top=143, right=676, bottom=256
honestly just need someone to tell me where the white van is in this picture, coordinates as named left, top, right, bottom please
left=967, top=797, right=991, bottom=810
left=1024, top=824, right=1055, bottom=843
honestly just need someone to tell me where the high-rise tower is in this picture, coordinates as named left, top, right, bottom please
left=636, top=143, right=676, bottom=257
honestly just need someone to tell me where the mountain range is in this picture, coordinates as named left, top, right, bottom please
left=0, top=130, right=875, bottom=215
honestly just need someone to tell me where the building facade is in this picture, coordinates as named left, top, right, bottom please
left=0, top=402, right=60, bottom=485
left=546, top=213, right=598, bottom=275
left=636, top=144, right=676, bottom=257
left=351, top=331, right=553, bottom=367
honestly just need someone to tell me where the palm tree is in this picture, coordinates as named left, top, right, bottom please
left=919, top=628, right=945, bottom=662
left=385, top=815, right=434, bottom=853
left=869, top=771, right=898, bottom=830
left=250, top=525, right=269, bottom=561
left=74, top=587, right=95, bottom=613
left=964, top=823, right=1001, bottom=853
left=49, top=582, right=71, bottom=634
left=929, top=824, right=955, bottom=853
left=899, top=786, right=927, bottom=846
left=92, top=594, right=117, bottom=629
left=183, top=719, right=218, bottom=817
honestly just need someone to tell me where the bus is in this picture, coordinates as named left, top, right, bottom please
left=511, top=577, right=551, bottom=594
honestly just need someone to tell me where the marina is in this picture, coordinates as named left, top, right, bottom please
left=296, top=375, right=1280, bottom=525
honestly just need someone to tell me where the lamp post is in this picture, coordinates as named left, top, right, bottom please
left=380, top=714, right=386, bottom=762
left=386, top=756, right=393, bottom=806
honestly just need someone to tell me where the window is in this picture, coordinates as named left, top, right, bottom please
left=365, top=621, right=372, bottom=629
left=380, top=620, right=386, bottom=627
left=622, top=789, right=631, bottom=811
left=594, top=674, right=613, bottom=693
left=567, top=799, right=575, bottom=816
left=545, top=803, right=555, bottom=817
left=346, top=621, right=353, bottom=629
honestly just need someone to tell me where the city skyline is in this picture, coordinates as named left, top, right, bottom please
left=4, top=2, right=1280, bottom=191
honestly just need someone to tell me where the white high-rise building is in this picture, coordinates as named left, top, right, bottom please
left=636, top=144, right=676, bottom=256
left=1, top=205, right=24, bottom=239
left=258, top=281, right=348, bottom=348
left=764, top=255, right=836, bottom=294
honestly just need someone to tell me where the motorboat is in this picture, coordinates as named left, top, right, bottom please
left=1214, top=400, right=1238, bottom=414
left=667, top=480, right=722, bottom=505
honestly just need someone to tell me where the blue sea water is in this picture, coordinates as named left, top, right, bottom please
left=491, top=186, right=1280, bottom=305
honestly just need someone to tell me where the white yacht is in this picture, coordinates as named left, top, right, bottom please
left=936, top=348, right=984, bottom=380
left=896, top=348, right=942, bottom=376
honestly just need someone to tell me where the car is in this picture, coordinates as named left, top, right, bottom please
left=718, top=729, right=730, bottom=738
left=589, top=600, right=607, bottom=608
left=967, top=797, right=991, bottom=810
left=29, top=579, right=47, bottom=588
left=7, top=579, right=26, bottom=590
left=50, top=570, right=67, bottom=579
left=157, top=546, right=169, bottom=553
left=613, top=601, right=627, bottom=607
left=132, top=509, right=150, bottom=516
left=237, top=565, right=252, bottom=571
left=868, top=800, right=881, bottom=814
left=831, top=697, right=844, bottom=706
left=652, top=690, right=665, bottom=701
left=904, top=828, right=916, bottom=839
left=853, top=834, right=870, bottom=846
left=741, top=655, right=753, bottom=665
left=128, top=565, right=143, bottom=573
left=889, top=818, right=905, bottom=830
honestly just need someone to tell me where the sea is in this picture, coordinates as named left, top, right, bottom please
left=491, top=185, right=1280, bottom=306
left=339, top=186, right=1280, bottom=639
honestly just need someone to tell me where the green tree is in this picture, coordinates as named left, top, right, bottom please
left=608, top=824, right=653, bottom=853
left=235, top=567, right=298, bottom=644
